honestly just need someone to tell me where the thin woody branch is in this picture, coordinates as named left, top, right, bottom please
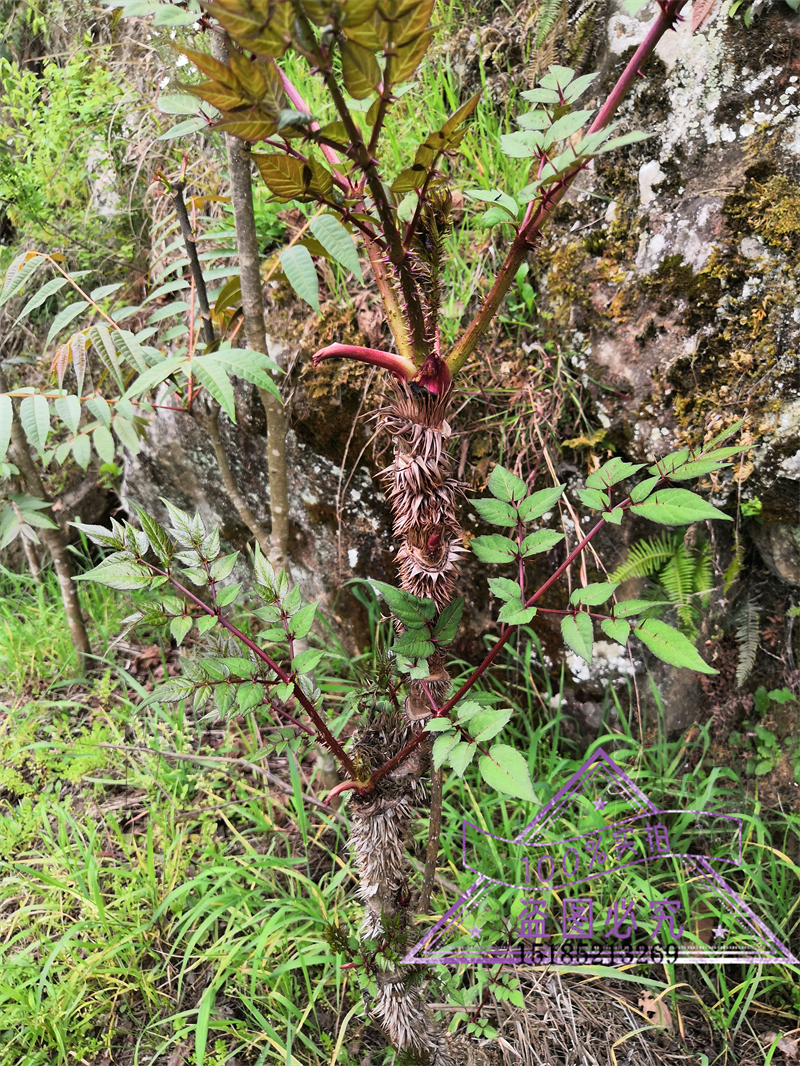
left=148, top=562, right=357, bottom=777
left=171, top=180, right=216, bottom=349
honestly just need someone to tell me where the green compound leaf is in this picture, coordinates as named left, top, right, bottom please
left=467, top=706, right=513, bottom=742
left=215, top=582, right=242, bottom=607
left=210, top=551, right=239, bottom=582
left=19, top=394, right=50, bottom=454
left=497, top=598, right=536, bottom=625
left=433, top=731, right=460, bottom=770
left=309, top=214, right=363, bottom=282
left=292, top=648, right=324, bottom=674
left=472, top=497, right=518, bottom=527
left=393, top=631, right=435, bottom=659
left=613, top=599, right=658, bottom=618
left=488, top=576, right=523, bottom=602
left=601, top=618, right=630, bottom=646
left=464, top=187, right=518, bottom=218
left=425, top=717, right=454, bottom=732
left=630, top=488, right=732, bottom=526
left=521, top=529, right=564, bottom=557
left=280, top=245, right=320, bottom=312
left=170, top=615, right=193, bottom=646
left=635, top=617, right=717, bottom=674
left=236, top=680, right=264, bottom=712
left=471, top=534, right=518, bottom=563
left=479, top=743, right=536, bottom=802
left=289, top=601, right=318, bottom=639
left=488, top=464, right=528, bottom=502
left=112, top=416, right=142, bottom=455
left=570, top=582, right=619, bottom=606
left=630, top=476, right=660, bottom=503
left=15, top=276, right=68, bottom=322
left=518, top=485, right=565, bottom=521
left=433, top=597, right=464, bottom=643
left=561, top=612, right=593, bottom=665
left=577, top=488, right=609, bottom=510
left=123, top=355, right=186, bottom=400
left=55, top=394, right=80, bottom=436
left=93, top=425, right=116, bottom=464
left=586, top=457, right=645, bottom=489
left=77, top=556, right=152, bottom=590
left=45, top=301, right=89, bottom=347
left=192, top=357, right=237, bottom=422
left=369, top=580, right=436, bottom=625
left=448, top=741, right=477, bottom=777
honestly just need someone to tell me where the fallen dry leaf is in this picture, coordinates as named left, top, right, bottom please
left=692, top=0, right=718, bottom=32
left=760, top=1031, right=800, bottom=1060
left=639, top=992, right=673, bottom=1031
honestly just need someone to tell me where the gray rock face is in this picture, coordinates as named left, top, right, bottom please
left=749, top=522, right=800, bottom=586
left=531, top=0, right=800, bottom=580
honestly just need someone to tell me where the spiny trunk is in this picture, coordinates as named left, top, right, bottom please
left=349, top=383, right=466, bottom=1064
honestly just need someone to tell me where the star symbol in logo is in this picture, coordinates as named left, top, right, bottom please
left=468, top=926, right=482, bottom=939
left=713, top=923, right=728, bottom=940
left=594, top=798, right=606, bottom=812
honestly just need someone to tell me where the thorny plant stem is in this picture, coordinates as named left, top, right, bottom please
left=272, top=61, right=349, bottom=187
left=366, top=236, right=414, bottom=363
left=419, top=765, right=443, bottom=914
left=289, top=1, right=427, bottom=356
left=271, top=66, right=416, bottom=362
left=148, top=562, right=356, bottom=777
left=292, top=2, right=401, bottom=257
left=446, top=0, right=689, bottom=376
left=171, top=180, right=215, bottom=348
left=362, top=514, right=613, bottom=793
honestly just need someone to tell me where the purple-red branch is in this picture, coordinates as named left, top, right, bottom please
left=364, top=513, right=614, bottom=791
left=445, top=0, right=689, bottom=375
left=313, top=343, right=416, bottom=382
left=147, top=563, right=356, bottom=777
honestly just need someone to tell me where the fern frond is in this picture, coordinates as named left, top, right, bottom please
left=735, top=598, right=760, bottom=687
left=535, top=0, right=565, bottom=47
left=659, top=545, right=695, bottom=605
left=694, top=542, right=714, bottom=605
left=610, top=533, right=682, bottom=585
left=723, top=542, right=744, bottom=593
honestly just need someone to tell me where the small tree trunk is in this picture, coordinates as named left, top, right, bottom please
left=211, top=35, right=290, bottom=568
left=0, top=369, right=91, bottom=671
left=22, top=535, right=42, bottom=581
left=169, top=181, right=273, bottom=556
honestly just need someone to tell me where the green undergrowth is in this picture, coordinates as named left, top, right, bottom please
left=0, top=561, right=133, bottom=694
left=0, top=587, right=798, bottom=1063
